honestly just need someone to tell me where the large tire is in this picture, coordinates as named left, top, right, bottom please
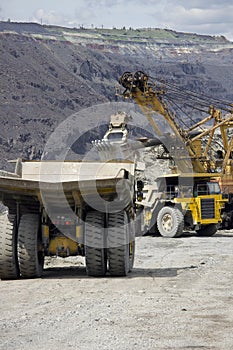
left=85, top=211, right=107, bottom=277
left=18, top=213, right=44, bottom=278
left=0, top=214, right=19, bottom=280
left=107, top=211, right=135, bottom=276
left=157, top=206, right=184, bottom=238
left=196, top=224, right=217, bottom=237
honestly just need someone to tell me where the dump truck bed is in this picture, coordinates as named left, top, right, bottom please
left=0, top=161, right=135, bottom=210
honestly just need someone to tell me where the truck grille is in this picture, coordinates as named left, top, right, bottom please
left=201, top=198, right=215, bottom=219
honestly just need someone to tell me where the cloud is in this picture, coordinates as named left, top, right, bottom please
left=33, top=8, right=63, bottom=25
left=84, top=0, right=127, bottom=7
left=144, top=1, right=233, bottom=40
left=169, top=5, right=233, bottom=26
left=76, top=0, right=233, bottom=39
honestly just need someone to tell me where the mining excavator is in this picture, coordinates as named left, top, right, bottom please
left=118, top=70, right=233, bottom=236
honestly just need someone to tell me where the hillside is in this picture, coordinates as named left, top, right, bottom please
left=0, top=21, right=233, bottom=169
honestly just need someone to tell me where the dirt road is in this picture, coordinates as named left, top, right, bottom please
left=1, top=231, right=233, bottom=350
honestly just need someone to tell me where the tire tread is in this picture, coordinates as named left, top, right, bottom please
left=18, top=213, right=43, bottom=278
left=0, top=214, right=19, bottom=280
left=85, top=211, right=106, bottom=277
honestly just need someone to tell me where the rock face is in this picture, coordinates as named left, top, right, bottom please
left=0, top=22, right=233, bottom=169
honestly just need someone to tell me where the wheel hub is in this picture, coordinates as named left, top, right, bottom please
left=161, top=213, right=173, bottom=232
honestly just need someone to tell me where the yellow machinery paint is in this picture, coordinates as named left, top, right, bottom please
left=48, top=236, right=79, bottom=257
left=175, top=194, right=225, bottom=225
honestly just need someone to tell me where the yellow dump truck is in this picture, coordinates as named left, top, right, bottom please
left=137, top=173, right=226, bottom=238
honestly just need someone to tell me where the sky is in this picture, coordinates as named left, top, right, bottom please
left=0, top=0, right=233, bottom=41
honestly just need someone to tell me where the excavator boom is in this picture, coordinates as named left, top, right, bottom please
left=119, top=70, right=233, bottom=175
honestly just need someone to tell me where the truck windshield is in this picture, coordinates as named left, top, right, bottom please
left=207, top=182, right=221, bottom=194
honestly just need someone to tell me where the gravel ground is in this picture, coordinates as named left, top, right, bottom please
left=1, top=231, right=233, bottom=350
